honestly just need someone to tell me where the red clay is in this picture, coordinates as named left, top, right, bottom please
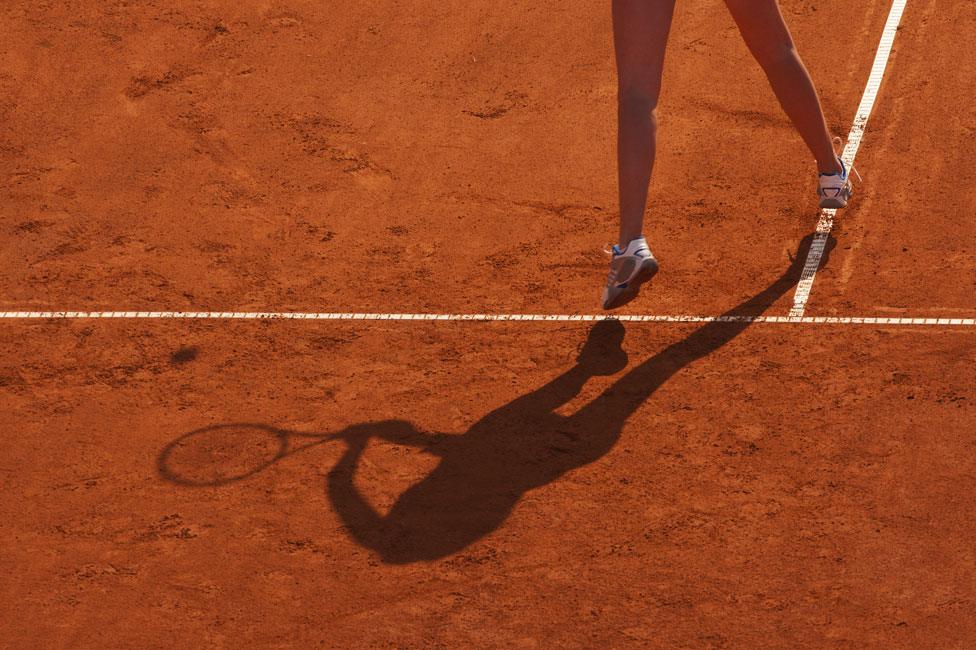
left=2, top=1, right=975, bottom=647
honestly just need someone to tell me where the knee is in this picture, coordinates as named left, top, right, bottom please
left=617, top=86, right=660, bottom=120
left=752, top=42, right=799, bottom=71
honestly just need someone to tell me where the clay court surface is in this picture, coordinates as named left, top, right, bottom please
left=2, top=1, right=975, bottom=647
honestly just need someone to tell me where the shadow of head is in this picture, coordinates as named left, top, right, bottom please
left=576, top=318, right=627, bottom=374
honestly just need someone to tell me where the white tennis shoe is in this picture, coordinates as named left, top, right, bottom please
left=601, top=236, right=659, bottom=310
left=818, top=155, right=859, bottom=209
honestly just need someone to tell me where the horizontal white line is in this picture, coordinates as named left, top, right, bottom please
left=0, top=311, right=974, bottom=326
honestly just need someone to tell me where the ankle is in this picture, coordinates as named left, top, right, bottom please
left=617, top=234, right=644, bottom=250
left=818, top=156, right=843, bottom=175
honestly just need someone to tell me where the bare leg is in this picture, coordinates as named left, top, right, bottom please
left=612, top=0, right=677, bottom=248
left=724, top=0, right=842, bottom=174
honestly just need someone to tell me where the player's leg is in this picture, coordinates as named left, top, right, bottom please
left=725, top=0, right=855, bottom=207
left=604, top=0, right=675, bottom=310
left=724, top=0, right=843, bottom=175
left=613, top=0, right=677, bottom=247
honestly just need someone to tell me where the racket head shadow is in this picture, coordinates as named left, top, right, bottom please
left=158, top=423, right=290, bottom=486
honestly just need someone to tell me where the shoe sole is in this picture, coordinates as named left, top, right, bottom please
left=819, top=197, right=849, bottom=209
left=602, top=259, right=659, bottom=310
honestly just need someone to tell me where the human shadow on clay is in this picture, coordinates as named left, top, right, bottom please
left=159, top=234, right=833, bottom=564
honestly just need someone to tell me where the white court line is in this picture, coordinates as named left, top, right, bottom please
left=0, top=311, right=973, bottom=326
left=789, top=0, right=909, bottom=317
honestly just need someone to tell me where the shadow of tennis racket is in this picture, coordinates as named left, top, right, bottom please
left=158, top=423, right=344, bottom=486
left=159, top=420, right=434, bottom=487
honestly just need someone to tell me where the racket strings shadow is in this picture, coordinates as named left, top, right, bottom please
left=160, top=234, right=833, bottom=564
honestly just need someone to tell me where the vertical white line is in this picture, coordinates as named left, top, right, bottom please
left=789, top=0, right=909, bottom=317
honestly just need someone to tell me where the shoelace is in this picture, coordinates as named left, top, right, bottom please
left=830, top=136, right=863, bottom=184
left=603, top=245, right=619, bottom=283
